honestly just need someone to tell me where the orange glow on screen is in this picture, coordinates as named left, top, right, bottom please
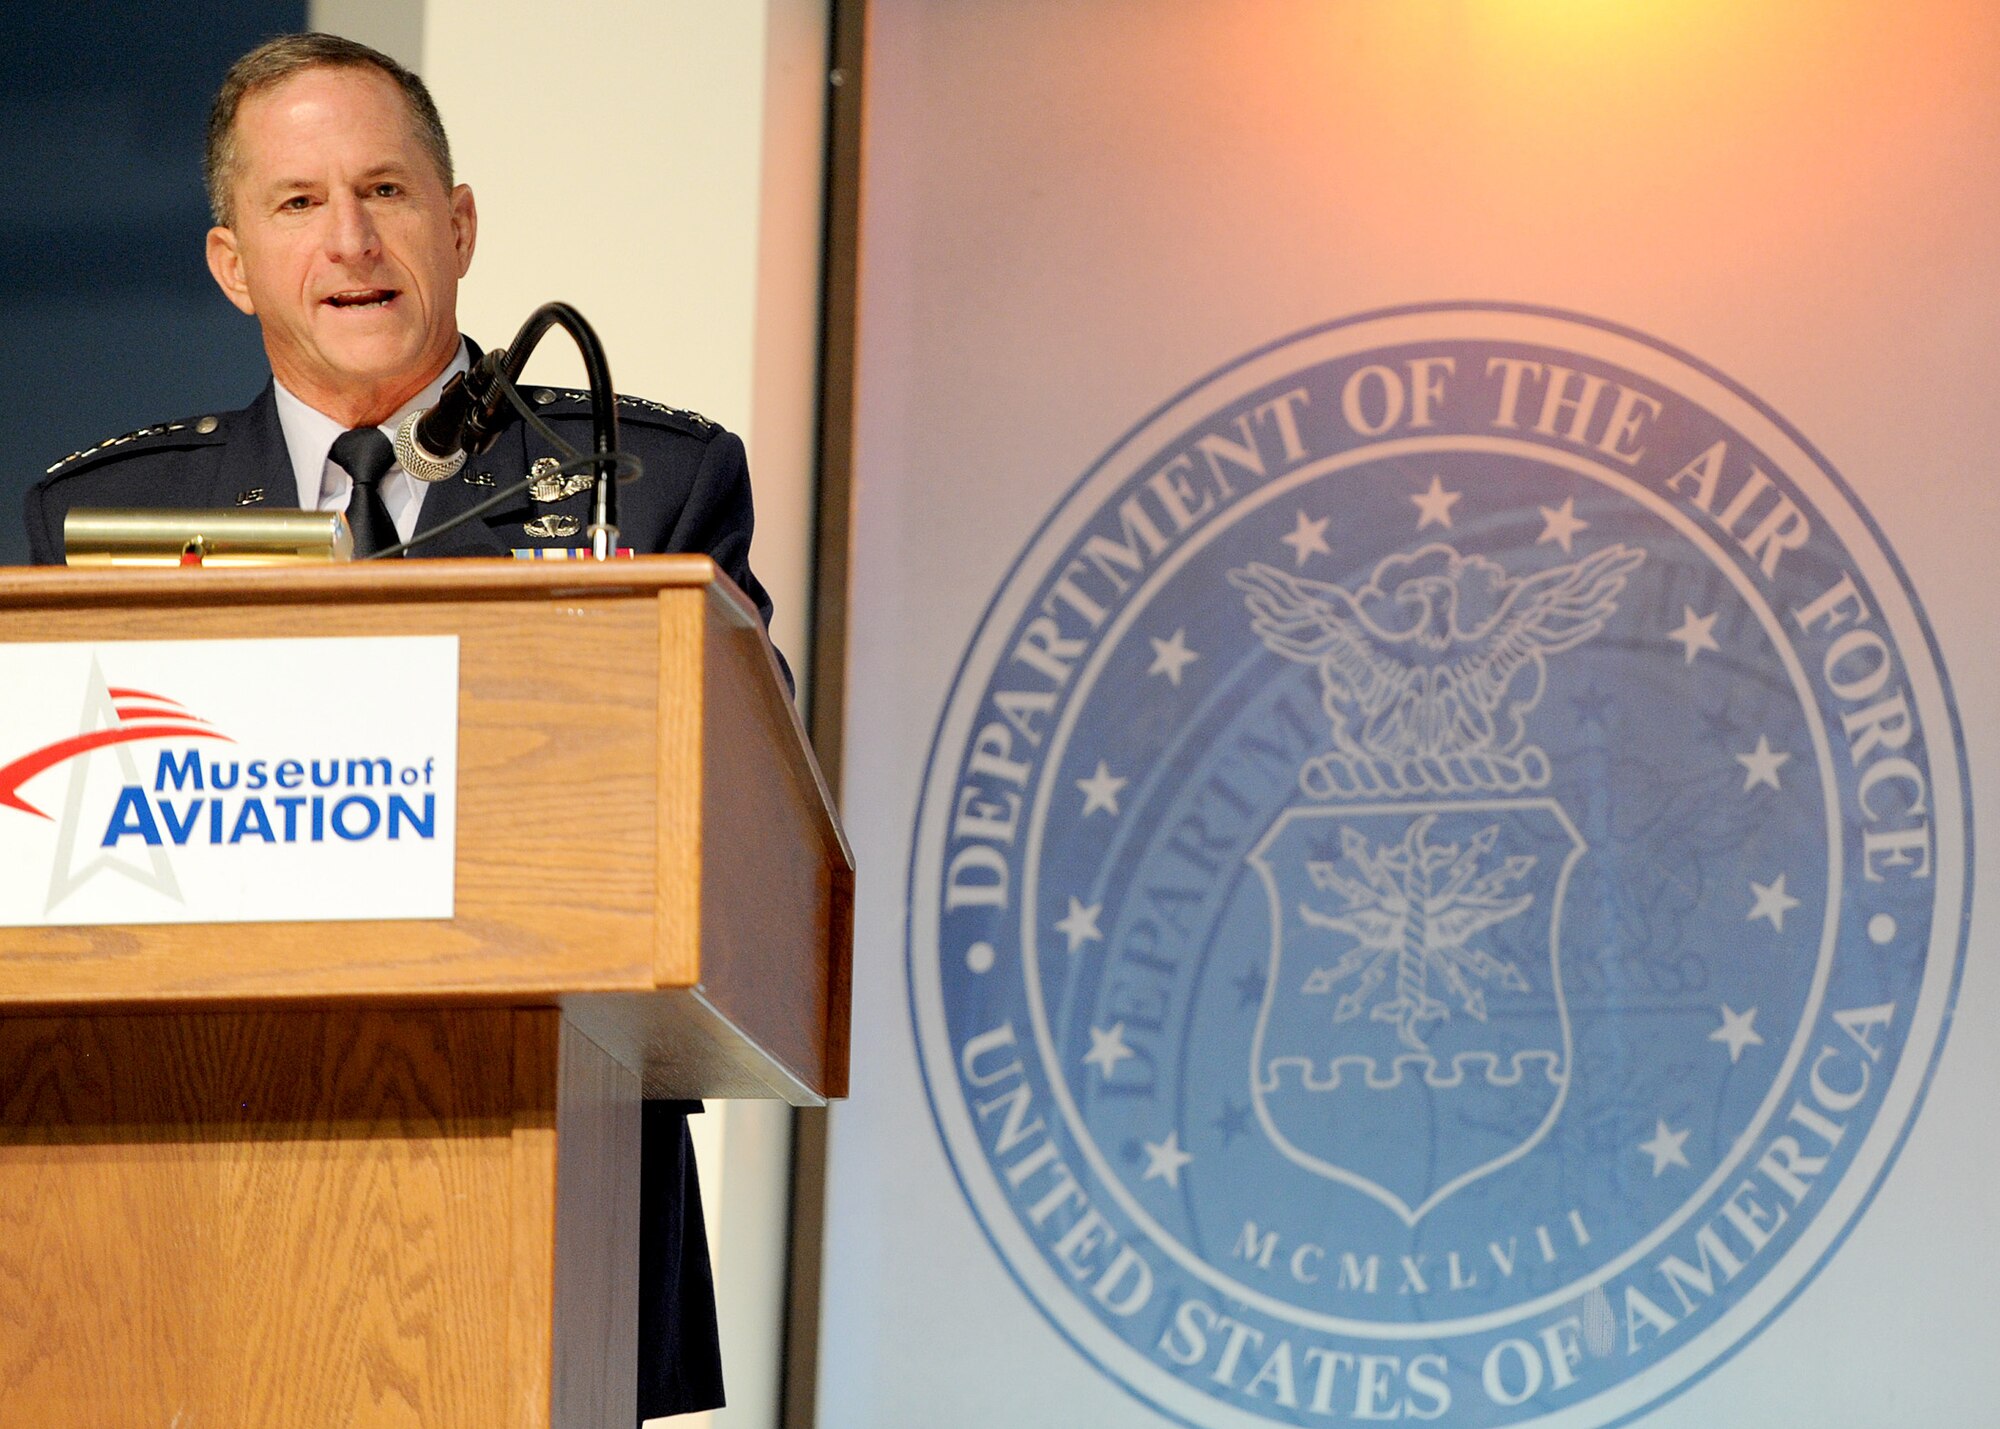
left=1142, top=0, right=2000, bottom=303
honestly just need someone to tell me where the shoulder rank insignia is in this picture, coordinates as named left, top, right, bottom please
left=44, top=419, right=196, bottom=476
left=617, top=393, right=717, bottom=432
left=526, top=388, right=718, bottom=434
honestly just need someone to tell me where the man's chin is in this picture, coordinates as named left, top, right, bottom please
left=328, top=333, right=454, bottom=387
left=279, top=334, right=453, bottom=424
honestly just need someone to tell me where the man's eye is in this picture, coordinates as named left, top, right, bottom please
left=278, top=194, right=315, bottom=211
left=372, top=182, right=401, bottom=197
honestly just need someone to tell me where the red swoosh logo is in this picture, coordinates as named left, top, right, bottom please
left=112, top=707, right=210, bottom=727
left=0, top=724, right=234, bottom=820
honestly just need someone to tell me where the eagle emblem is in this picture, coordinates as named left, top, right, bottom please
left=1229, top=540, right=1644, bottom=796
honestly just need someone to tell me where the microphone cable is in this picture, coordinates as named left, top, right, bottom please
left=367, top=362, right=643, bottom=561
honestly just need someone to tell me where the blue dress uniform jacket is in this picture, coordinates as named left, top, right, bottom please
left=26, top=377, right=776, bottom=633
left=23, top=374, right=773, bottom=1421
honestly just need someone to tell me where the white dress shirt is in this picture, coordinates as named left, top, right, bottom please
left=271, top=343, right=471, bottom=547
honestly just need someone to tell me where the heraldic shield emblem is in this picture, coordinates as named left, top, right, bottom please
left=1250, top=800, right=1585, bottom=1225
left=908, top=306, right=1971, bottom=1429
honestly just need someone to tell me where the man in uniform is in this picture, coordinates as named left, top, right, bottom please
left=21, top=33, right=763, bottom=1420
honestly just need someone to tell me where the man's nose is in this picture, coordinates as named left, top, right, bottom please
left=323, top=191, right=381, bottom=262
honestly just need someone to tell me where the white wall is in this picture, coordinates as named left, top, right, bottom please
left=425, top=1, right=825, bottom=688
left=310, top=4, right=831, bottom=1426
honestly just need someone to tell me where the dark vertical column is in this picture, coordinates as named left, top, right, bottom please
left=0, top=2, right=305, bottom=566
left=784, top=0, right=869, bottom=1423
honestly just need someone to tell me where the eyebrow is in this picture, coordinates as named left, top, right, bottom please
left=263, top=164, right=415, bottom=194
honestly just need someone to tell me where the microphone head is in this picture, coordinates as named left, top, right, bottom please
left=394, top=409, right=467, bottom=483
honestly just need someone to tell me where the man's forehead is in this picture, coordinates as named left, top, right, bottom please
left=234, top=65, right=426, bottom=162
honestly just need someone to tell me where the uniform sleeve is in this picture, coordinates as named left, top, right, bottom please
left=665, top=429, right=794, bottom=693
left=664, top=431, right=769, bottom=619
left=23, top=480, right=62, bottom=566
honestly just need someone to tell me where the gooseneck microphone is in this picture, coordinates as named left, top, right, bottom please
left=392, top=399, right=465, bottom=481
left=368, top=303, right=634, bottom=561
left=393, top=347, right=512, bottom=482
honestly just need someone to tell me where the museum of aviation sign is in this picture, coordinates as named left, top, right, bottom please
left=908, top=306, right=1970, bottom=1426
left=0, top=637, right=458, bottom=927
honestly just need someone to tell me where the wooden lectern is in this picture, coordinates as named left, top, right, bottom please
left=0, top=557, right=852, bottom=1428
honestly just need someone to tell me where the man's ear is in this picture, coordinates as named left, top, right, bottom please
left=450, top=184, right=477, bottom=277
left=206, top=226, right=257, bottom=316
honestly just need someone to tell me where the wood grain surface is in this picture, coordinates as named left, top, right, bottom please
left=0, top=556, right=729, bottom=611
left=697, top=610, right=852, bottom=1098
left=0, top=1008, right=547, bottom=1426
left=549, top=1021, right=639, bottom=1429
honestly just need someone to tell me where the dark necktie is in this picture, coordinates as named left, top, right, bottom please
left=329, top=426, right=398, bottom=558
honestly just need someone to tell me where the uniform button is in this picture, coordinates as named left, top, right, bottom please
left=533, top=389, right=556, bottom=405
left=195, top=415, right=219, bottom=434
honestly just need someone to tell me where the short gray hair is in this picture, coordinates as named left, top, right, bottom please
left=205, top=33, right=454, bottom=227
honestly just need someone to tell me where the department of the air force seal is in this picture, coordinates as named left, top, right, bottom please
left=908, top=305, right=1970, bottom=1427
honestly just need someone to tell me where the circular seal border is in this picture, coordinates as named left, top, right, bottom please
left=905, top=302, right=1974, bottom=1429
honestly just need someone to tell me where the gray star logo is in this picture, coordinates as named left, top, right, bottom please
left=45, top=660, right=182, bottom=915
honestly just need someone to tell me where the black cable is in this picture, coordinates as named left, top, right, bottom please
left=493, top=304, right=619, bottom=550
left=492, top=365, right=585, bottom=461
left=384, top=302, right=626, bottom=558
left=363, top=449, right=644, bottom=561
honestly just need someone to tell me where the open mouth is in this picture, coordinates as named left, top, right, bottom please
left=323, top=288, right=400, bottom=310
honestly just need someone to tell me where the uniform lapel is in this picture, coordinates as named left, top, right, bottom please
left=401, top=336, right=512, bottom=557
left=222, top=353, right=516, bottom=558
left=408, top=457, right=513, bottom=557
left=206, top=385, right=295, bottom=510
